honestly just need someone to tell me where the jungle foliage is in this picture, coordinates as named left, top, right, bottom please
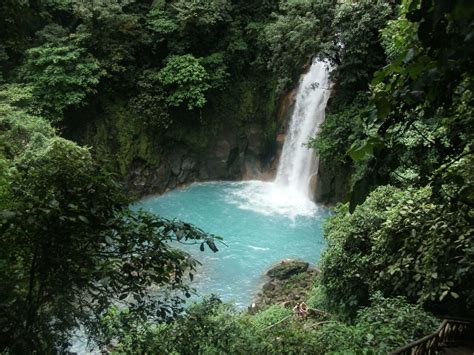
left=0, top=105, right=219, bottom=352
left=1, top=0, right=473, bottom=353
left=314, top=0, right=474, bottom=323
left=100, top=293, right=438, bottom=354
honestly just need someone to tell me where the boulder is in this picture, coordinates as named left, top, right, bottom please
left=253, top=260, right=316, bottom=309
left=266, top=260, right=309, bottom=280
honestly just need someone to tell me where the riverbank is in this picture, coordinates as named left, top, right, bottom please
left=252, top=260, right=318, bottom=311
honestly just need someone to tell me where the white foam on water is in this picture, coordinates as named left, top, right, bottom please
left=225, top=181, right=319, bottom=219
left=247, top=245, right=270, bottom=251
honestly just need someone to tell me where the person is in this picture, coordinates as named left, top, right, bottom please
left=293, top=302, right=301, bottom=316
left=300, top=302, right=308, bottom=319
left=293, top=302, right=308, bottom=319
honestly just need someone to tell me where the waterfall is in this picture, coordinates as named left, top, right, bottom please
left=275, top=59, right=332, bottom=198
left=216, top=59, right=332, bottom=219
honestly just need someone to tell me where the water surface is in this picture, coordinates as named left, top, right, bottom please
left=137, top=181, right=328, bottom=308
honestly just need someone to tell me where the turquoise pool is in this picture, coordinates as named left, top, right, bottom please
left=136, top=181, right=329, bottom=308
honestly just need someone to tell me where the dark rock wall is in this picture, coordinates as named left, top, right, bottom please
left=126, top=123, right=276, bottom=197
left=313, top=160, right=351, bottom=205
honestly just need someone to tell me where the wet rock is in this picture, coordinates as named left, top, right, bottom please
left=227, top=146, right=241, bottom=176
left=169, top=151, right=184, bottom=176
left=177, top=157, right=195, bottom=183
left=182, top=157, right=196, bottom=171
left=198, top=164, right=209, bottom=180
left=276, top=133, right=285, bottom=146
left=313, top=160, right=351, bottom=205
left=167, top=175, right=177, bottom=190
left=242, top=153, right=263, bottom=179
left=206, top=130, right=239, bottom=179
left=277, top=88, right=297, bottom=128
left=177, top=171, right=188, bottom=184
left=266, top=260, right=309, bottom=280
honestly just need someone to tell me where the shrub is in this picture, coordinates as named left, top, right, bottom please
left=320, top=185, right=474, bottom=318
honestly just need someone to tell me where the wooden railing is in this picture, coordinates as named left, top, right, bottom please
left=390, top=318, right=473, bottom=355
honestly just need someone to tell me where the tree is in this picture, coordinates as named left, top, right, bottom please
left=95, top=293, right=439, bottom=354
left=331, top=0, right=392, bottom=103
left=19, top=42, right=105, bottom=121
left=129, top=69, right=172, bottom=129
left=347, top=0, right=474, bottom=208
left=310, top=94, right=370, bottom=167
left=174, top=0, right=232, bottom=29
left=264, top=0, right=335, bottom=89
left=158, top=54, right=211, bottom=111
left=0, top=112, right=219, bottom=353
left=0, top=0, right=41, bottom=77
left=73, top=1, right=146, bottom=85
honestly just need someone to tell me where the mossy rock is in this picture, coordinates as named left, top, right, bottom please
left=267, top=260, right=309, bottom=280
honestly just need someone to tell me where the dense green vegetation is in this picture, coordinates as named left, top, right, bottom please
left=0, top=99, right=220, bottom=352
left=314, top=0, right=474, bottom=322
left=1, top=0, right=282, bottom=188
left=98, top=294, right=438, bottom=354
left=1, top=0, right=473, bottom=353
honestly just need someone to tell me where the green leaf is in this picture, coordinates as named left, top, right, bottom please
left=348, top=141, right=373, bottom=161
left=78, top=215, right=89, bottom=224
left=376, top=97, right=391, bottom=120
left=450, top=292, right=460, bottom=299
left=348, top=137, right=383, bottom=161
left=206, top=239, right=219, bottom=253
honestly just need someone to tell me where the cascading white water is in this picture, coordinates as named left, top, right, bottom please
left=275, top=59, right=332, bottom=198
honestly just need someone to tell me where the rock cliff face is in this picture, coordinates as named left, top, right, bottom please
left=126, top=123, right=277, bottom=197
left=68, top=74, right=283, bottom=198
left=273, top=87, right=298, bottom=173
left=313, top=160, right=351, bottom=205
left=102, top=82, right=305, bottom=198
